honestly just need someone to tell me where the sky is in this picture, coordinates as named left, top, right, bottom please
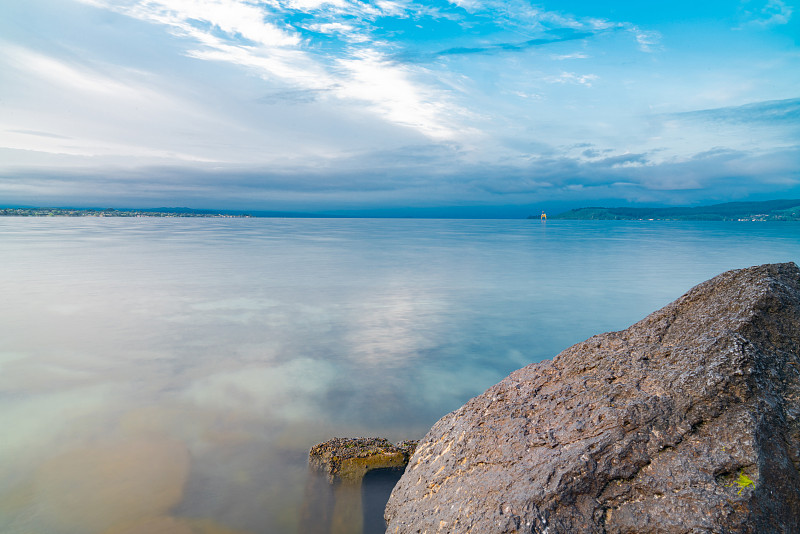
left=0, top=0, right=798, bottom=216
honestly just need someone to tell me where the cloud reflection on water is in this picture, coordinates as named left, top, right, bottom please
left=2, top=218, right=799, bottom=533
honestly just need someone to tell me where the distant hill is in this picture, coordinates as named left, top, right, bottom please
left=543, top=199, right=800, bottom=221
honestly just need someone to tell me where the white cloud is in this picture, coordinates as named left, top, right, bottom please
left=285, top=0, right=348, bottom=10
left=335, top=49, right=462, bottom=139
left=73, top=0, right=321, bottom=86
left=281, top=0, right=383, bottom=19
left=114, top=0, right=299, bottom=46
left=545, top=71, right=598, bottom=87
left=633, top=29, right=662, bottom=52
left=374, top=0, right=411, bottom=17
left=0, top=134, right=218, bottom=162
left=2, top=43, right=150, bottom=99
left=739, top=0, right=794, bottom=27
left=447, top=0, right=481, bottom=11
left=551, top=52, right=590, bottom=60
left=71, top=0, right=465, bottom=140
left=0, top=43, right=223, bottom=162
left=186, top=41, right=332, bottom=89
left=302, top=21, right=372, bottom=43
left=511, top=90, right=542, bottom=99
left=303, top=21, right=355, bottom=34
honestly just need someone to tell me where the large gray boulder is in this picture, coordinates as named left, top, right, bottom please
left=385, top=263, right=800, bottom=533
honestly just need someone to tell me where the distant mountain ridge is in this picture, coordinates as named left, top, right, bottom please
left=544, top=199, right=800, bottom=221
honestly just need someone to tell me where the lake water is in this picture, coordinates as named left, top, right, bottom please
left=1, top=217, right=798, bottom=534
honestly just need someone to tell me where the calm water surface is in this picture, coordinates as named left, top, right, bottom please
left=1, top=218, right=798, bottom=533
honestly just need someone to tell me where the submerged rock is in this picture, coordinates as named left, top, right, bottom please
left=301, top=437, right=417, bottom=534
left=309, top=437, right=417, bottom=484
left=385, top=263, right=800, bottom=533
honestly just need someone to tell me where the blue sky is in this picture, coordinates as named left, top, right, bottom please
left=0, top=0, right=798, bottom=215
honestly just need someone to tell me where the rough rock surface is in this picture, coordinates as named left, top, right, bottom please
left=385, top=263, right=800, bottom=533
left=309, top=437, right=418, bottom=484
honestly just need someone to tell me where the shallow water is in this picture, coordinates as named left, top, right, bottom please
left=1, top=217, right=798, bottom=533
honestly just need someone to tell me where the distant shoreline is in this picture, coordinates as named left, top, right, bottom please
left=0, top=207, right=252, bottom=218
left=537, top=199, right=800, bottom=222
left=3, top=198, right=800, bottom=220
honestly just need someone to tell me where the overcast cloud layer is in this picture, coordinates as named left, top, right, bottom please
left=1, top=0, right=798, bottom=214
